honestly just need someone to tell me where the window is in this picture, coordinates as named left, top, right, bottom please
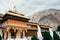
left=10, top=28, right=15, bottom=39
left=11, top=32, right=15, bottom=38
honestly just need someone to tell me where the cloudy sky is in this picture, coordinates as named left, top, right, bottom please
left=0, top=0, right=60, bottom=16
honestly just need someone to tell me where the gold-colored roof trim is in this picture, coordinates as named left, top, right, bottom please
left=41, top=26, right=49, bottom=28
left=27, top=22, right=38, bottom=25
left=6, top=12, right=30, bottom=19
left=0, top=18, right=3, bottom=20
left=40, top=25, right=49, bottom=28
left=28, top=28, right=37, bottom=30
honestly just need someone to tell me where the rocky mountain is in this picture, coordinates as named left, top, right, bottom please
left=29, top=8, right=60, bottom=31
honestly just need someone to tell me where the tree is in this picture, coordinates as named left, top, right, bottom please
left=43, top=31, right=52, bottom=40
left=31, top=36, right=39, bottom=40
left=53, top=31, right=60, bottom=40
left=0, top=35, right=2, bottom=40
left=57, top=25, right=60, bottom=31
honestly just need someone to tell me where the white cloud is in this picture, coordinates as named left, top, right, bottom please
left=0, top=0, right=24, bottom=14
left=0, top=0, right=60, bottom=16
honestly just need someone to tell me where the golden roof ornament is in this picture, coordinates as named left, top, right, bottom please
left=13, top=5, right=16, bottom=9
left=5, top=5, right=29, bottom=19
left=13, top=5, right=16, bottom=11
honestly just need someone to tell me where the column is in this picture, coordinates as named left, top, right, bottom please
left=4, top=32, right=6, bottom=39
left=8, top=31, right=11, bottom=39
left=14, top=32, right=16, bottom=38
left=14, top=29, right=16, bottom=39
left=20, top=32, right=22, bottom=38
left=6, top=31, right=8, bottom=39
left=0, top=28, right=3, bottom=37
left=22, top=31, right=25, bottom=38
left=16, top=31, right=21, bottom=38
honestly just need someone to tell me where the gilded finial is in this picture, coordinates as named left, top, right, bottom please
left=13, top=5, right=16, bottom=9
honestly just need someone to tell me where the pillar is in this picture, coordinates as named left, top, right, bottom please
left=6, top=31, right=8, bottom=39
left=16, top=31, right=21, bottom=38
left=4, top=32, right=6, bottom=39
left=8, top=31, right=11, bottom=39
left=22, top=31, right=26, bottom=38
left=20, top=32, right=22, bottom=38
left=14, top=29, right=16, bottom=39
left=0, top=28, right=3, bottom=37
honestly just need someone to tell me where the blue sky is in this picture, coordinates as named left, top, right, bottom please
left=0, top=0, right=60, bottom=16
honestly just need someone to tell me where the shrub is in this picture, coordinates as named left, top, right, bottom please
left=43, top=31, right=52, bottom=40
left=0, top=35, right=2, bottom=40
left=53, top=31, right=60, bottom=40
left=31, top=36, right=39, bottom=40
left=57, top=25, right=60, bottom=31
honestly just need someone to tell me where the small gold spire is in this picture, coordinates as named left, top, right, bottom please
left=13, top=5, right=16, bottom=11
left=13, top=5, right=16, bottom=9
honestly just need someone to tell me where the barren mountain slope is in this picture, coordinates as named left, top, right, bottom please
left=29, top=8, right=60, bottom=31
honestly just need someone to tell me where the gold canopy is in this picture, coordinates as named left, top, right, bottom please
left=6, top=9, right=30, bottom=19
